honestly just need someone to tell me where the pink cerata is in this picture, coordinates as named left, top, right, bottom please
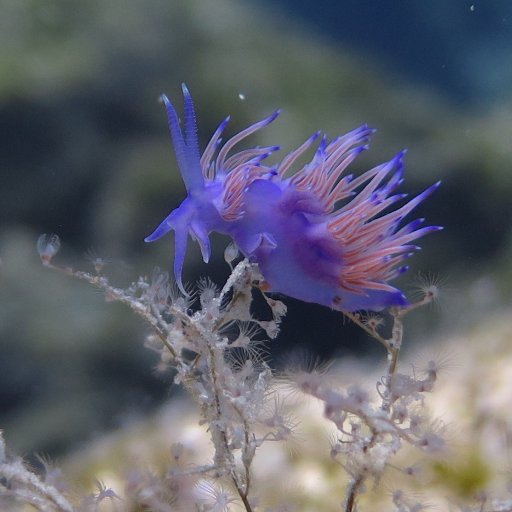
left=146, top=84, right=441, bottom=312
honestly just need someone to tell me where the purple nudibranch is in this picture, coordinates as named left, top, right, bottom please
left=146, top=84, right=441, bottom=312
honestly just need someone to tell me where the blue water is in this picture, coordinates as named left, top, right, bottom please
left=257, top=0, right=512, bottom=104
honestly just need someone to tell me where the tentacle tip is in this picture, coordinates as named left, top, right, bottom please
left=395, top=292, right=409, bottom=306
left=360, top=124, right=376, bottom=137
left=423, top=180, right=442, bottom=197
left=215, top=115, right=231, bottom=135
left=395, top=149, right=408, bottom=162
left=317, top=135, right=328, bottom=152
left=159, top=94, right=170, bottom=106
left=268, top=109, right=281, bottom=123
left=144, top=229, right=167, bottom=243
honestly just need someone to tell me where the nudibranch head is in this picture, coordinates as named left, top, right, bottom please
left=145, top=84, right=280, bottom=294
left=146, top=85, right=441, bottom=311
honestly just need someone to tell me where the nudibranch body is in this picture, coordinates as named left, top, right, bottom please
left=146, top=85, right=441, bottom=312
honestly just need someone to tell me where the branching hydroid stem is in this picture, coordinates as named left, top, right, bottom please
left=343, top=296, right=434, bottom=512
left=45, top=263, right=179, bottom=359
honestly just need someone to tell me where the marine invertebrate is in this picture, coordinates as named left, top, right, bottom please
left=146, top=84, right=441, bottom=312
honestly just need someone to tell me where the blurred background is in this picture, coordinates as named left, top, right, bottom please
left=1, top=0, right=512, bottom=458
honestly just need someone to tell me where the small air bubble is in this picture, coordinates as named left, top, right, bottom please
left=470, top=4, right=475, bottom=11
left=238, top=92, right=246, bottom=101
left=37, top=233, right=61, bottom=265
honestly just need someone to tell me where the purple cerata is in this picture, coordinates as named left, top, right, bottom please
left=145, top=84, right=441, bottom=312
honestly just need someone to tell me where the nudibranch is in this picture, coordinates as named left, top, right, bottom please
left=145, top=84, right=441, bottom=312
